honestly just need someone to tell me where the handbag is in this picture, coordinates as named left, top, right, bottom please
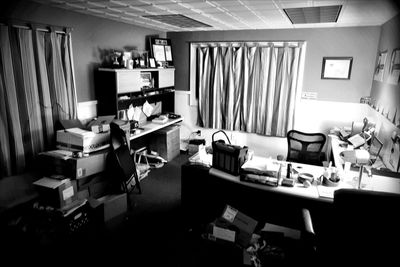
left=211, top=130, right=248, bottom=176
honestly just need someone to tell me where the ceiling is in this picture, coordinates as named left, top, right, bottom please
left=32, top=0, right=400, bottom=32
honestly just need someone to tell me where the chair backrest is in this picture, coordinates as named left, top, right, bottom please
left=330, top=189, right=400, bottom=264
left=368, top=134, right=383, bottom=164
left=110, top=122, right=128, bottom=151
left=109, top=122, right=141, bottom=194
left=286, top=130, right=326, bottom=166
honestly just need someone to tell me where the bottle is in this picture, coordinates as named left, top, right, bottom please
left=286, top=163, right=292, bottom=178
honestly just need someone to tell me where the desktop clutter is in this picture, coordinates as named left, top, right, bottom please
left=333, top=117, right=376, bottom=149
left=190, top=130, right=343, bottom=190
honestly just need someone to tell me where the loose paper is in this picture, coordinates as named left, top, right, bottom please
left=62, top=186, right=74, bottom=200
left=213, top=226, right=236, bottom=242
left=127, top=104, right=134, bottom=121
left=142, top=101, right=154, bottom=117
left=133, top=106, right=143, bottom=121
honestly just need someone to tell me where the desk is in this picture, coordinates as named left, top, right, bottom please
left=181, top=161, right=331, bottom=232
left=328, top=134, right=395, bottom=175
left=210, top=167, right=322, bottom=201
left=129, top=117, right=183, bottom=140
left=182, top=155, right=400, bottom=230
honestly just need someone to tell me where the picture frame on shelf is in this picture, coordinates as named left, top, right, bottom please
left=140, top=59, right=146, bottom=68
left=149, top=58, right=156, bottom=68
left=321, top=57, right=353, bottom=80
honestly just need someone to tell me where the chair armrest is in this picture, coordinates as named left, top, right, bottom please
left=301, top=208, right=315, bottom=236
left=301, top=208, right=317, bottom=253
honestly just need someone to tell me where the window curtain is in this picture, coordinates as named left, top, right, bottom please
left=0, top=25, right=77, bottom=178
left=196, top=43, right=303, bottom=137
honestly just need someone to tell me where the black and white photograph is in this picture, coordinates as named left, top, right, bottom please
left=1, top=0, right=400, bottom=266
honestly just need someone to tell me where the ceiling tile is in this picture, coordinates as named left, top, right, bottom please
left=31, top=0, right=400, bottom=32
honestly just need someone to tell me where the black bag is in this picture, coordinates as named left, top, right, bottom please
left=211, top=130, right=248, bottom=176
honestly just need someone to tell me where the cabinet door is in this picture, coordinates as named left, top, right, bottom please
left=158, top=69, right=175, bottom=88
left=116, top=71, right=141, bottom=93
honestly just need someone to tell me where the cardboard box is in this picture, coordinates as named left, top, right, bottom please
left=38, top=150, right=109, bottom=179
left=220, top=205, right=258, bottom=248
left=33, top=177, right=77, bottom=208
left=87, top=115, right=115, bottom=133
left=56, top=128, right=110, bottom=153
left=90, top=194, right=127, bottom=229
left=88, top=179, right=111, bottom=199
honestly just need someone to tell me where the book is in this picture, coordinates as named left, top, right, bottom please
left=152, top=115, right=168, bottom=124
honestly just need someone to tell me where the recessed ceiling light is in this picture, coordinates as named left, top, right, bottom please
left=284, top=5, right=342, bottom=24
left=143, top=14, right=212, bottom=28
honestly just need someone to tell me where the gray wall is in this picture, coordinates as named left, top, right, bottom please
left=168, top=26, right=381, bottom=103
left=1, top=0, right=165, bottom=102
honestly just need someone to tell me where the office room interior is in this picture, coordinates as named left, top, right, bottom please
left=1, top=0, right=400, bottom=265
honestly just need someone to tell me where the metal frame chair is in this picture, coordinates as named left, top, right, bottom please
left=110, top=123, right=142, bottom=196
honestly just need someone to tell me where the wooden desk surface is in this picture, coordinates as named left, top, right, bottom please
left=208, top=155, right=400, bottom=203
left=129, top=117, right=183, bottom=140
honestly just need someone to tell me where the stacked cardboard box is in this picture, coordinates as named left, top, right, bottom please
left=205, top=205, right=258, bottom=249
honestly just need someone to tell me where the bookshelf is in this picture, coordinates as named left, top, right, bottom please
left=94, top=68, right=175, bottom=117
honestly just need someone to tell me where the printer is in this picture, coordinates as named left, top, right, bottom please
left=56, top=118, right=111, bottom=154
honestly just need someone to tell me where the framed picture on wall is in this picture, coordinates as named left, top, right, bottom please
left=321, top=57, right=353, bottom=80
left=374, top=50, right=388, bottom=82
left=149, top=37, right=174, bottom=67
left=388, top=48, right=400, bottom=85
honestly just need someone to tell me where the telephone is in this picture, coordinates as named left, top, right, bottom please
left=168, top=113, right=181, bottom=119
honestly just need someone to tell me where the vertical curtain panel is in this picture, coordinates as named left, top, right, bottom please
left=196, top=43, right=303, bottom=137
left=0, top=25, right=77, bottom=178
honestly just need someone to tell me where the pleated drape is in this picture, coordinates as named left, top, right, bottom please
left=197, top=43, right=303, bottom=137
left=0, top=25, right=77, bottom=178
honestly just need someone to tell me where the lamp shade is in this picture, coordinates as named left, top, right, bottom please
left=339, top=150, right=370, bottom=165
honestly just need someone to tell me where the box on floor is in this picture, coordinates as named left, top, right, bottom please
left=89, top=193, right=127, bottom=229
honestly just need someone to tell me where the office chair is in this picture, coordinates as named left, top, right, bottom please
left=303, top=189, right=400, bottom=265
left=286, top=130, right=326, bottom=166
left=109, top=123, right=142, bottom=197
left=368, top=134, right=383, bottom=165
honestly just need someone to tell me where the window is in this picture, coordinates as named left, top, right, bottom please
left=189, top=41, right=306, bottom=137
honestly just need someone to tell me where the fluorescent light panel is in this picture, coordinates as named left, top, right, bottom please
left=284, top=5, right=342, bottom=24
left=142, top=14, right=212, bottom=28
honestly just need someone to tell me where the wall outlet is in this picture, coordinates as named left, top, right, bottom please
left=301, top=92, right=317, bottom=100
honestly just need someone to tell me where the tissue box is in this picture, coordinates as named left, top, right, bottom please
left=87, top=115, right=115, bottom=133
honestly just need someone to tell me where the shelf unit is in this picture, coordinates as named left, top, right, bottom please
left=94, top=68, right=175, bottom=117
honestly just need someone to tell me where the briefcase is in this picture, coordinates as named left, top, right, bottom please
left=212, top=130, right=248, bottom=176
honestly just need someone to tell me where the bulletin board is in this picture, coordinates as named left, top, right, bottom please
left=149, top=37, right=174, bottom=68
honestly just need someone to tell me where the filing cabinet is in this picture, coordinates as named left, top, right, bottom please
left=149, top=125, right=180, bottom=161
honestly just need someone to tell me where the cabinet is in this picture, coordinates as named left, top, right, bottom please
left=149, top=125, right=180, bottom=161
left=94, top=68, right=175, bottom=117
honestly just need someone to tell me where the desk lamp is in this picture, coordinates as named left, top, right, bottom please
left=340, top=150, right=370, bottom=189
